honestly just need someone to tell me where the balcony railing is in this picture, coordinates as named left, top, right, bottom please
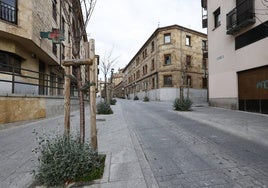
left=0, top=1, right=17, bottom=24
left=201, top=0, right=207, bottom=9
left=201, top=0, right=207, bottom=28
left=226, top=0, right=255, bottom=35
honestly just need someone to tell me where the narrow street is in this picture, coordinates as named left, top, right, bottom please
left=0, top=99, right=268, bottom=187
left=120, top=99, right=268, bottom=187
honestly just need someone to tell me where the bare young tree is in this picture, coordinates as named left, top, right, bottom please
left=100, top=50, right=119, bottom=102
left=62, top=0, right=97, bottom=143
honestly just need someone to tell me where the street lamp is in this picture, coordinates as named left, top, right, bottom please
left=110, top=68, right=114, bottom=101
left=203, top=68, right=208, bottom=102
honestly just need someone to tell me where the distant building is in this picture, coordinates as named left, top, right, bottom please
left=122, top=25, right=208, bottom=102
left=201, top=0, right=268, bottom=114
left=112, top=69, right=124, bottom=98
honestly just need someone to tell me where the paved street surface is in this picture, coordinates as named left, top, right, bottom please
left=119, top=100, right=268, bottom=187
left=0, top=99, right=268, bottom=188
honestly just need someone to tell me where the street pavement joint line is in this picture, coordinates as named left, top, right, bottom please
left=127, top=125, right=159, bottom=188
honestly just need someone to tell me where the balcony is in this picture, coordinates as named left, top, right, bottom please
left=202, top=44, right=208, bottom=59
left=0, top=1, right=17, bottom=24
left=201, top=0, right=207, bottom=9
left=226, top=0, right=255, bottom=35
left=201, top=0, right=207, bottom=28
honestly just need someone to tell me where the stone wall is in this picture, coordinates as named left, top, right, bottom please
left=0, top=95, right=80, bottom=124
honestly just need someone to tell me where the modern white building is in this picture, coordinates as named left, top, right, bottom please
left=201, top=0, right=268, bottom=114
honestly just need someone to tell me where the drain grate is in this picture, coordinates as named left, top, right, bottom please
left=96, top=119, right=106, bottom=122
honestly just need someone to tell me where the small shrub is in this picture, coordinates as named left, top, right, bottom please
left=97, top=101, right=113, bottom=114
left=32, top=132, right=104, bottom=186
left=143, top=96, right=149, bottom=102
left=173, top=98, right=192, bottom=111
left=110, top=98, right=117, bottom=105
left=134, top=96, right=139, bottom=100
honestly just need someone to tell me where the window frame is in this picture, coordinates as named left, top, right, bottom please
left=0, top=50, right=22, bottom=74
left=186, top=55, right=192, bottom=67
left=164, top=54, right=171, bottom=65
left=164, top=75, right=172, bottom=86
left=151, top=59, right=155, bottom=71
left=0, top=0, right=18, bottom=24
left=164, top=33, right=171, bottom=44
left=186, top=75, right=192, bottom=87
left=151, top=41, right=155, bottom=52
left=213, top=7, right=221, bottom=28
left=52, top=43, right=57, bottom=56
left=186, top=35, right=191, bottom=46
left=52, top=0, right=57, bottom=22
left=202, top=40, right=207, bottom=51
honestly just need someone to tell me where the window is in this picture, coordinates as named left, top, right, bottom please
left=202, top=40, right=207, bottom=50
left=151, top=41, right=155, bottom=52
left=53, top=43, right=57, bottom=56
left=143, top=65, right=148, bottom=75
left=68, top=32, right=71, bottom=43
left=152, top=78, right=155, bottom=89
left=0, top=50, right=22, bottom=74
left=151, top=59, right=155, bottom=70
left=202, top=77, right=208, bottom=89
left=53, top=0, right=57, bottom=22
left=186, top=75, right=192, bottom=87
left=0, top=0, right=17, bottom=24
left=164, top=75, right=172, bottom=86
left=50, top=72, right=56, bottom=95
left=164, top=33, right=171, bottom=44
left=136, top=70, right=140, bottom=79
left=186, top=35, right=191, bottom=46
left=61, top=44, right=65, bottom=60
left=235, top=21, right=268, bottom=50
left=61, top=16, right=65, bottom=35
left=136, top=57, right=140, bottom=65
left=214, top=7, right=221, bottom=28
left=186, top=55, right=191, bottom=67
left=143, top=48, right=147, bottom=59
left=202, top=58, right=207, bottom=69
left=164, top=54, right=171, bottom=65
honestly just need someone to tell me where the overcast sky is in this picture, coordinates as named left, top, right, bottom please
left=87, top=0, right=206, bottom=77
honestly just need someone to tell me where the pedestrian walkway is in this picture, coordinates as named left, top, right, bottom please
left=174, top=106, right=268, bottom=147
left=83, top=101, right=157, bottom=188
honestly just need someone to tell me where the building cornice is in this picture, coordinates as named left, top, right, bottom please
left=123, top=24, right=207, bottom=73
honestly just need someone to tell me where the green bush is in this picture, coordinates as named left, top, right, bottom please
left=143, top=96, right=149, bottom=102
left=32, top=132, right=104, bottom=186
left=173, top=98, right=192, bottom=111
left=110, top=98, right=117, bottom=105
left=97, top=101, right=113, bottom=114
left=134, top=96, right=139, bottom=100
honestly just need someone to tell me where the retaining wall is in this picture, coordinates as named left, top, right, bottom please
left=0, top=95, right=80, bottom=124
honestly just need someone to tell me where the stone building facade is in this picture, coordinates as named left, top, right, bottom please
left=0, top=0, right=88, bottom=96
left=0, top=0, right=89, bottom=123
left=112, top=69, right=124, bottom=98
left=123, top=25, right=208, bottom=102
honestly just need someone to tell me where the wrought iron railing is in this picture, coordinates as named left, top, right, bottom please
left=0, top=63, right=72, bottom=96
left=226, top=0, right=255, bottom=34
left=0, top=1, right=17, bottom=24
